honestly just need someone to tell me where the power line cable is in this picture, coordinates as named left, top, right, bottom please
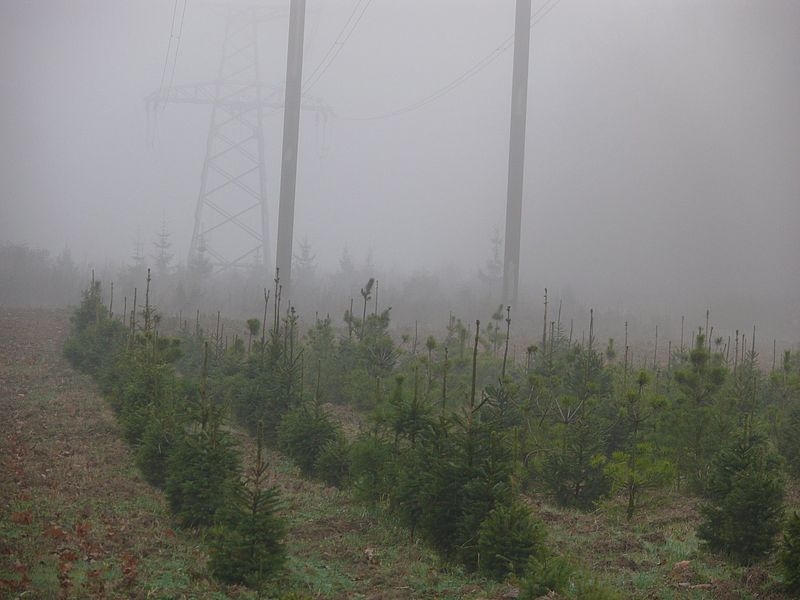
left=302, top=0, right=365, bottom=89
left=157, top=0, right=180, bottom=98
left=156, top=0, right=189, bottom=112
left=149, top=0, right=181, bottom=143
left=167, top=0, right=189, bottom=92
left=307, top=0, right=373, bottom=91
left=302, top=0, right=375, bottom=93
left=338, top=0, right=561, bottom=121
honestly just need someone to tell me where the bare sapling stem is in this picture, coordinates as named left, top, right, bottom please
left=262, top=288, right=270, bottom=350
left=348, top=298, right=354, bottom=339
left=144, top=269, right=152, bottom=333
left=772, top=339, right=777, bottom=373
left=470, top=320, right=480, bottom=411
left=273, top=269, right=281, bottom=335
left=653, top=325, right=658, bottom=370
left=442, top=347, right=448, bottom=414
left=502, top=306, right=511, bottom=379
left=680, top=316, right=685, bottom=352
left=556, top=298, right=562, bottom=344
left=542, top=288, right=548, bottom=349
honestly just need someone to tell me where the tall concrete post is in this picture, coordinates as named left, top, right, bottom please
left=275, top=0, right=307, bottom=293
left=502, top=0, right=531, bottom=307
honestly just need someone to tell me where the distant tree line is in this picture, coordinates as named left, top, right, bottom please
left=0, top=243, right=84, bottom=307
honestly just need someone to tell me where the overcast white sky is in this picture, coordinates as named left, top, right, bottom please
left=1, top=0, right=798, bottom=331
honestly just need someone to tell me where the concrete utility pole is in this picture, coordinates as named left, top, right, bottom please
left=275, top=0, right=307, bottom=294
left=502, top=0, right=532, bottom=307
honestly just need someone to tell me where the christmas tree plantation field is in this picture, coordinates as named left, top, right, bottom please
left=0, top=308, right=509, bottom=599
left=1, top=308, right=796, bottom=599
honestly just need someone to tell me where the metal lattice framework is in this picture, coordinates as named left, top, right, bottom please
left=147, top=6, right=326, bottom=274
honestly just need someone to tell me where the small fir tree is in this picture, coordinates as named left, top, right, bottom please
left=209, top=423, right=286, bottom=589
left=668, top=332, right=729, bottom=492
left=779, top=511, right=800, bottom=593
left=293, top=236, right=316, bottom=283
left=313, top=435, right=351, bottom=487
left=165, top=344, right=241, bottom=526
left=605, top=370, right=674, bottom=520
left=152, top=218, right=174, bottom=276
left=165, top=424, right=240, bottom=527
left=477, top=500, right=545, bottom=580
left=136, top=400, right=185, bottom=489
left=540, top=316, right=613, bottom=510
left=277, top=399, right=340, bottom=477
left=64, top=279, right=126, bottom=375
left=697, top=434, right=784, bottom=564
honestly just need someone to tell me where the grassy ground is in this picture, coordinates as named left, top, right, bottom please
left=534, top=491, right=792, bottom=599
left=0, top=308, right=795, bottom=599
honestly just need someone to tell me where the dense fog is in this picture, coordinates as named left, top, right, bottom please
left=1, top=0, right=798, bottom=345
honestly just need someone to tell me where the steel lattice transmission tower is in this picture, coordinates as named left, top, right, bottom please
left=147, top=4, right=324, bottom=274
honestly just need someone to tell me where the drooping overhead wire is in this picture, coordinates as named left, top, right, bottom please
left=149, top=0, right=189, bottom=145
left=156, top=0, right=189, bottom=110
left=157, top=0, right=180, bottom=97
left=302, top=0, right=375, bottom=93
left=167, top=0, right=189, bottom=92
left=338, top=0, right=562, bottom=121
